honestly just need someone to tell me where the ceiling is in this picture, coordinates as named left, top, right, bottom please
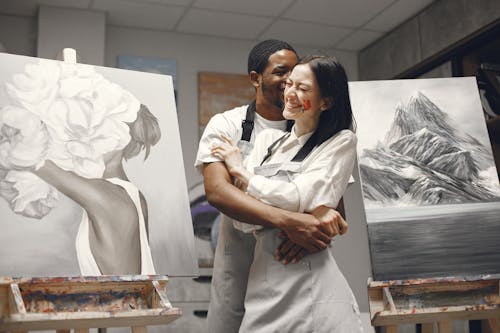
left=0, top=0, right=436, bottom=51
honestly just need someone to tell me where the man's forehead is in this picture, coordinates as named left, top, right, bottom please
left=266, top=49, right=298, bottom=67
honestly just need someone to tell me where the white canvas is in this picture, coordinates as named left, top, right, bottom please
left=350, top=77, right=500, bottom=280
left=0, top=53, right=197, bottom=277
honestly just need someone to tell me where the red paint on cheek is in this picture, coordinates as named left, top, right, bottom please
left=302, top=100, right=311, bottom=110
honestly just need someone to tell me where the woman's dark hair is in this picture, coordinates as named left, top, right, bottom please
left=123, top=104, right=161, bottom=161
left=282, top=55, right=354, bottom=162
left=299, top=55, right=354, bottom=146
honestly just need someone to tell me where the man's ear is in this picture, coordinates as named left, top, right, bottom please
left=249, top=71, right=260, bottom=88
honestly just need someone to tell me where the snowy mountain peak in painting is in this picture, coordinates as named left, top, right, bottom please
left=385, top=91, right=455, bottom=145
left=360, top=91, right=499, bottom=208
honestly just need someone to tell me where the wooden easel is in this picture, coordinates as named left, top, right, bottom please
left=368, top=275, right=500, bottom=333
left=0, top=275, right=180, bottom=332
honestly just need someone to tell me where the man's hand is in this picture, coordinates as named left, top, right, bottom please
left=274, top=231, right=308, bottom=264
left=277, top=211, right=333, bottom=253
left=275, top=206, right=348, bottom=264
left=311, top=205, right=348, bottom=236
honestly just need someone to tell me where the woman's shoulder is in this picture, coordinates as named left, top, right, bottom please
left=331, top=129, right=357, bottom=144
left=316, top=129, right=357, bottom=153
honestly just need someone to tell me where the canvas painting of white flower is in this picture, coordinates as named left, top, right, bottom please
left=0, top=53, right=197, bottom=277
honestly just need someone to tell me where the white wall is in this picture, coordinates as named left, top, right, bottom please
left=0, top=14, right=36, bottom=56
left=38, top=6, right=105, bottom=65
left=105, top=25, right=359, bottom=190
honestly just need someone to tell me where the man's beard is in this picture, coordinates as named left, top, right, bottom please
left=262, top=81, right=284, bottom=109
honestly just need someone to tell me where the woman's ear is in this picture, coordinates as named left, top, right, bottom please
left=320, top=97, right=334, bottom=111
left=249, top=71, right=260, bottom=88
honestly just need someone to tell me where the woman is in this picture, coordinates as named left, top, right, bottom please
left=34, top=104, right=161, bottom=275
left=212, top=55, right=362, bottom=332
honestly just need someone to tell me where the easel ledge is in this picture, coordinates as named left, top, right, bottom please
left=368, top=274, right=500, bottom=333
left=0, top=275, right=181, bottom=332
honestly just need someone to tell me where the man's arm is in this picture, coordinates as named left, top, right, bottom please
left=275, top=205, right=348, bottom=264
left=203, top=162, right=335, bottom=252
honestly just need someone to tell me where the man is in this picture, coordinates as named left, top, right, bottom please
left=195, top=40, right=347, bottom=332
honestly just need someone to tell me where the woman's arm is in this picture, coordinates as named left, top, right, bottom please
left=34, top=160, right=105, bottom=210
left=246, top=131, right=357, bottom=213
left=210, top=133, right=254, bottom=189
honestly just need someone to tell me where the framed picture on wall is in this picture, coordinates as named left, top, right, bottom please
left=117, top=55, right=177, bottom=104
left=198, top=71, right=254, bottom=137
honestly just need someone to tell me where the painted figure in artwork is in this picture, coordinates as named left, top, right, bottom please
left=0, top=60, right=160, bottom=275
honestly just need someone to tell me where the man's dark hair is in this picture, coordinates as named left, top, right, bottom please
left=247, top=39, right=296, bottom=74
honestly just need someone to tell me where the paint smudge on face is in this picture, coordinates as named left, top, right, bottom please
left=302, top=100, right=311, bottom=111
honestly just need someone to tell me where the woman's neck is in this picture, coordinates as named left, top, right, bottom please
left=294, top=117, right=318, bottom=137
left=103, top=157, right=128, bottom=180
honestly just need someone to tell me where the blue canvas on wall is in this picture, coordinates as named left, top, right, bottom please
left=117, top=55, right=177, bottom=103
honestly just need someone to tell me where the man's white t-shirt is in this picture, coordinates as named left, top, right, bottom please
left=195, top=105, right=287, bottom=170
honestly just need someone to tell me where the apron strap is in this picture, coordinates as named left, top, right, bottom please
left=260, top=132, right=290, bottom=165
left=291, top=131, right=319, bottom=162
left=242, top=100, right=294, bottom=142
left=241, top=100, right=256, bottom=142
left=260, top=130, right=320, bottom=166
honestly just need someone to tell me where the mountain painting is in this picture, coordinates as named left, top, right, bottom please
left=349, top=77, right=500, bottom=281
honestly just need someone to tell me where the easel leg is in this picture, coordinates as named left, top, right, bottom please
left=437, top=320, right=451, bottom=333
left=131, top=326, right=147, bottom=333
left=422, top=322, right=434, bottom=333
left=386, top=325, right=398, bottom=333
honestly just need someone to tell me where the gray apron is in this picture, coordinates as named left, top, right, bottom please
left=238, top=161, right=364, bottom=333
left=207, top=138, right=256, bottom=333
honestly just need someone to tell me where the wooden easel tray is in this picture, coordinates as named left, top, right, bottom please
left=0, top=275, right=181, bottom=331
left=368, top=274, right=500, bottom=327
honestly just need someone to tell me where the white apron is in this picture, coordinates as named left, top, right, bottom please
left=239, top=162, right=363, bottom=333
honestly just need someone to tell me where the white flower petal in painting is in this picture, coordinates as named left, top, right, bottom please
left=0, top=170, right=58, bottom=219
left=5, top=60, right=60, bottom=116
left=0, top=105, right=49, bottom=170
left=0, top=59, right=142, bottom=217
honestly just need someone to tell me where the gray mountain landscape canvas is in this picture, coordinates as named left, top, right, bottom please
left=349, top=77, right=500, bottom=281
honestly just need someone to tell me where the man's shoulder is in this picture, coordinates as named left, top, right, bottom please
left=205, top=104, right=248, bottom=129
left=218, top=104, right=248, bottom=119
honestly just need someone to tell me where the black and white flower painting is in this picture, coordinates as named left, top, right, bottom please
left=0, top=53, right=197, bottom=277
left=350, top=77, right=500, bottom=280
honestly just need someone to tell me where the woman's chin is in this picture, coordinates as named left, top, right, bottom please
left=282, top=108, right=299, bottom=120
